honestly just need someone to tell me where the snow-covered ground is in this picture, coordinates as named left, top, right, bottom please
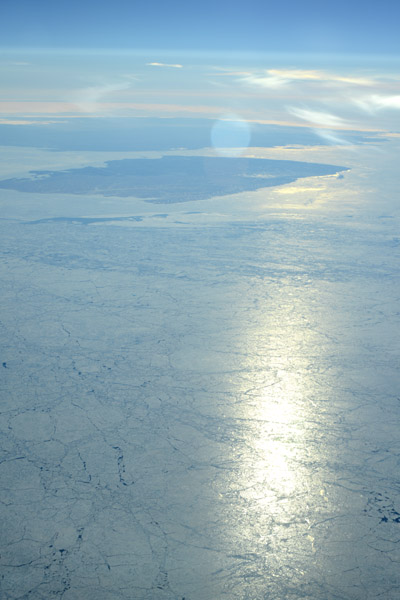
left=1, top=142, right=399, bottom=599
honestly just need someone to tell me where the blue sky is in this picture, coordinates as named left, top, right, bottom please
left=1, top=0, right=400, bottom=55
left=1, top=0, right=400, bottom=140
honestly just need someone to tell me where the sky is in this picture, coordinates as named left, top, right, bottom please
left=1, top=0, right=400, bottom=140
left=1, top=0, right=400, bottom=55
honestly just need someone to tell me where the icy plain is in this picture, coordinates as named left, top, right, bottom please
left=1, top=141, right=400, bottom=599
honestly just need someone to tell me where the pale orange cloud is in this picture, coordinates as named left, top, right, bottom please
left=0, top=102, right=78, bottom=114
left=0, top=101, right=222, bottom=117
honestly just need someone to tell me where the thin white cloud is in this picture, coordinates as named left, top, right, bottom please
left=287, top=107, right=348, bottom=128
left=314, top=129, right=352, bottom=146
left=241, top=73, right=289, bottom=88
left=354, top=94, right=400, bottom=113
left=73, top=81, right=133, bottom=113
left=270, top=69, right=373, bottom=86
left=240, top=68, right=374, bottom=89
left=240, top=71, right=292, bottom=89
left=146, top=62, right=183, bottom=68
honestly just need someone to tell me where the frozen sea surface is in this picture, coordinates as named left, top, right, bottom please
left=0, top=145, right=400, bottom=599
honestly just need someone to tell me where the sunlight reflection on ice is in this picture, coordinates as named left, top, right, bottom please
left=236, top=290, right=324, bottom=532
left=254, top=371, right=301, bottom=498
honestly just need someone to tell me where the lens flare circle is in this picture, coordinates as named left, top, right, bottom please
left=211, top=114, right=251, bottom=156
